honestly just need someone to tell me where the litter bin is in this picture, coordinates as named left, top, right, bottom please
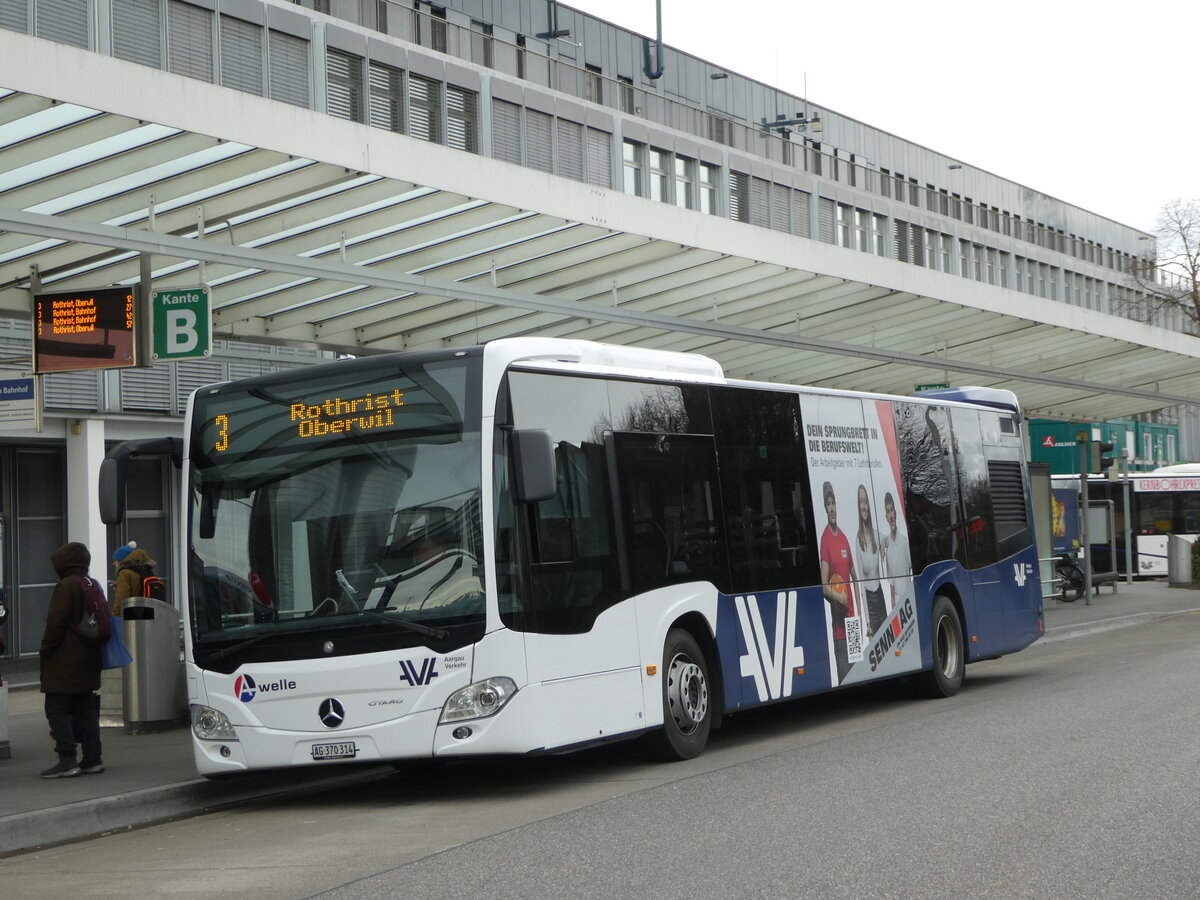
left=122, top=597, right=183, bottom=733
left=1166, top=534, right=1196, bottom=587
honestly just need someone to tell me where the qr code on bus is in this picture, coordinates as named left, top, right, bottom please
left=845, top=617, right=864, bottom=662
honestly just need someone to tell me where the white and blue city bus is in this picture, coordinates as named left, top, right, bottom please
left=100, top=338, right=1043, bottom=774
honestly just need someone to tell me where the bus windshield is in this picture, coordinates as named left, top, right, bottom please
left=188, top=353, right=484, bottom=670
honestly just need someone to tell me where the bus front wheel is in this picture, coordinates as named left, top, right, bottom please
left=647, top=629, right=712, bottom=761
left=921, top=595, right=964, bottom=698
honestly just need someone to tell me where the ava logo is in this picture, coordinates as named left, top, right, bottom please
left=235, top=674, right=257, bottom=703
left=398, top=657, right=439, bottom=687
left=1013, top=562, right=1032, bottom=587
left=735, top=591, right=805, bottom=703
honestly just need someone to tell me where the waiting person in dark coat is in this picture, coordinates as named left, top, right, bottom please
left=39, top=542, right=104, bottom=778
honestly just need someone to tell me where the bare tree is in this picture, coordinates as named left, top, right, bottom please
left=1127, top=198, right=1200, bottom=331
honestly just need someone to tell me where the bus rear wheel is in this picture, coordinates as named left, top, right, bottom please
left=920, top=595, right=964, bottom=698
left=647, top=629, right=712, bottom=761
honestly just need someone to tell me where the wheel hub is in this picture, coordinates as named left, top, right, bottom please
left=666, top=654, right=708, bottom=734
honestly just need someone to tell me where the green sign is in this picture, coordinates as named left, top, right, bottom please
left=914, top=382, right=949, bottom=393
left=152, top=287, right=211, bottom=361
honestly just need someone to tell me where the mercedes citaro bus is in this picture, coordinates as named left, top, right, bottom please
left=100, top=338, right=1043, bottom=775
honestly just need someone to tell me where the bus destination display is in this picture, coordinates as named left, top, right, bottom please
left=211, top=388, right=408, bottom=455
left=33, top=287, right=136, bottom=373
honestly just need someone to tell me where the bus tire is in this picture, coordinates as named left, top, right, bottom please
left=647, top=628, right=712, bottom=761
left=921, top=595, right=964, bottom=698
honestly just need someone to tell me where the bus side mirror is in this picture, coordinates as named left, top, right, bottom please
left=512, top=429, right=556, bottom=503
left=98, top=456, right=125, bottom=525
left=99, top=437, right=184, bottom=525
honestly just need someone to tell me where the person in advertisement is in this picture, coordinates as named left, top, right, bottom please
left=853, top=483, right=887, bottom=638
left=819, top=481, right=856, bottom=683
left=880, top=492, right=913, bottom=612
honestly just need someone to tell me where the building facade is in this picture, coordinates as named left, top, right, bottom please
left=0, top=0, right=1194, bottom=660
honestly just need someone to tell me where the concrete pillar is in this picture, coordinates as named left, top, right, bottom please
left=65, top=418, right=123, bottom=725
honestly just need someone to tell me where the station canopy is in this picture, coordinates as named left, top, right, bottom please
left=2, top=40, right=1199, bottom=423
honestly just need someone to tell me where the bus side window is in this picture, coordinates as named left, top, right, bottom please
left=711, top=387, right=818, bottom=591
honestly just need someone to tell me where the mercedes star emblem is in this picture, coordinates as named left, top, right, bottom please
left=318, top=698, right=345, bottom=728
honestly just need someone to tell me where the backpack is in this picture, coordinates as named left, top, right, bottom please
left=69, top=575, right=112, bottom=645
left=142, top=575, right=167, bottom=602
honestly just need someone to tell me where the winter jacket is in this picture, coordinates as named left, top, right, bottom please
left=40, top=542, right=102, bottom=694
left=114, top=548, right=157, bottom=615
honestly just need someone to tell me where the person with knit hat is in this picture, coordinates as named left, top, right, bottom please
left=112, top=541, right=158, bottom=616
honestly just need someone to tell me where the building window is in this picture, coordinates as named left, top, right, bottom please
left=585, top=64, right=603, bottom=104
left=446, top=85, right=478, bottom=152
left=113, top=0, right=163, bottom=69
left=168, top=0, right=214, bottom=82
left=408, top=73, right=442, bottom=143
left=618, top=76, right=635, bottom=114
left=326, top=48, right=364, bottom=122
left=872, top=215, right=887, bottom=256
left=622, top=139, right=644, bottom=195
left=368, top=61, right=404, bottom=132
left=220, top=16, right=265, bottom=96
left=729, top=171, right=750, bottom=223
left=674, top=156, right=695, bottom=209
left=648, top=148, right=670, bottom=203
left=699, top=164, right=718, bottom=215
left=268, top=30, right=309, bottom=108
left=525, top=108, right=552, bottom=172
left=557, top=118, right=585, bottom=181
left=586, top=127, right=612, bottom=188
left=492, top=98, right=522, bottom=164
left=836, top=204, right=852, bottom=249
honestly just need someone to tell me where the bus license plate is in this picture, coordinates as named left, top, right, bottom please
left=311, top=741, right=357, bottom=761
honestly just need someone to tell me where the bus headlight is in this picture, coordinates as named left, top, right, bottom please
left=440, top=677, right=517, bottom=723
left=191, top=704, right=238, bottom=741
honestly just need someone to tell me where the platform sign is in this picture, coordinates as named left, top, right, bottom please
left=152, top=287, right=211, bottom=361
left=914, top=382, right=949, bottom=393
left=33, top=287, right=136, bottom=373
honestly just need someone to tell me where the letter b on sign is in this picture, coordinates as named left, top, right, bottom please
left=151, top=287, right=211, bottom=361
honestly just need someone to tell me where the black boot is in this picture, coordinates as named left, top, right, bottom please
left=40, top=754, right=81, bottom=779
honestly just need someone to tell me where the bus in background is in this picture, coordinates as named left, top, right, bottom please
left=1057, top=468, right=1200, bottom=577
left=100, top=338, right=1044, bottom=775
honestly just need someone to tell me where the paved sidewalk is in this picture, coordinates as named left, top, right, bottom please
left=1, top=578, right=1197, bottom=856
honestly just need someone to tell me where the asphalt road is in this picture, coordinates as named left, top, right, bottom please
left=7, top=613, right=1200, bottom=899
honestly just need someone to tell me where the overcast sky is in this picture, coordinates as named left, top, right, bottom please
left=565, top=0, right=1198, bottom=233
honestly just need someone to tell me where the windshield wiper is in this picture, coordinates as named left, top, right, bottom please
left=207, top=631, right=278, bottom=664
left=357, top=606, right=450, bottom=640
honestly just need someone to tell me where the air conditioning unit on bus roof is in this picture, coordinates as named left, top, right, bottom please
left=497, top=338, right=726, bottom=380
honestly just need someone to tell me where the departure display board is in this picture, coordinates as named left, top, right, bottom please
left=33, top=287, right=136, bottom=373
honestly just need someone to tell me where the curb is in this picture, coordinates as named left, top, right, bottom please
left=1039, top=607, right=1200, bottom=645
left=0, top=764, right=388, bottom=856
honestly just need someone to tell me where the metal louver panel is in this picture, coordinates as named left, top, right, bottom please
left=219, top=16, right=264, bottom=96
left=556, top=118, right=584, bottom=182
left=43, top=370, right=101, bottom=411
left=113, top=0, right=162, bottom=68
left=585, top=127, right=611, bottom=188
left=791, top=190, right=811, bottom=238
left=728, top=171, right=748, bottom=223
left=749, top=177, right=770, bottom=228
left=525, top=108, right=552, bottom=173
left=326, top=48, right=363, bottom=122
left=268, top=29, right=309, bottom=108
left=120, top=368, right=173, bottom=413
left=368, top=61, right=403, bottom=132
left=445, top=85, right=477, bottom=152
left=176, top=359, right=225, bottom=410
left=817, top=197, right=835, bottom=244
left=168, top=0, right=213, bottom=82
left=407, top=74, right=441, bottom=143
left=36, top=0, right=88, bottom=48
left=1, top=0, right=29, bottom=33
left=770, top=182, right=790, bottom=233
left=893, top=220, right=909, bottom=262
left=491, top=98, right=521, bottom=164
